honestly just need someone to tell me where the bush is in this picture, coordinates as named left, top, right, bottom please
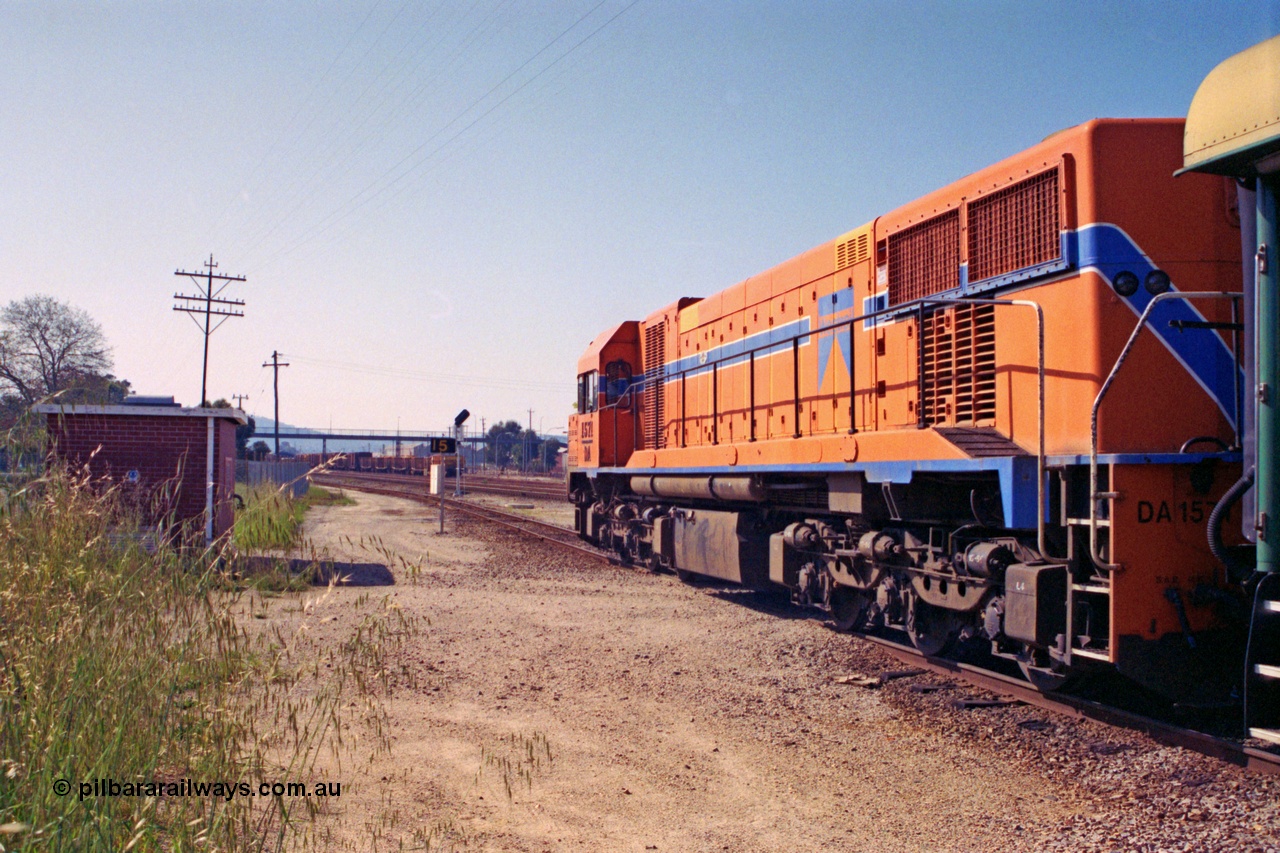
left=233, top=485, right=353, bottom=553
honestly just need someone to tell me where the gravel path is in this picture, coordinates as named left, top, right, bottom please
left=254, top=489, right=1280, bottom=852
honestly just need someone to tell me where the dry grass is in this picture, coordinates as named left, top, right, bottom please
left=477, top=732, right=554, bottom=801
left=0, top=458, right=419, bottom=851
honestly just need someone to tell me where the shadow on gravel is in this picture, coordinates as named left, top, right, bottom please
left=312, top=560, right=395, bottom=586
left=700, top=585, right=817, bottom=621
left=233, top=555, right=396, bottom=586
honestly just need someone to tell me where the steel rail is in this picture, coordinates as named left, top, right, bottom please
left=315, top=471, right=1280, bottom=776
left=858, top=634, right=1280, bottom=776
left=314, top=473, right=606, bottom=561
left=321, top=470, right=563, bottom=500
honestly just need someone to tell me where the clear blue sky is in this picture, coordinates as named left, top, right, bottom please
left=3, top=1, right=1276, bottom=438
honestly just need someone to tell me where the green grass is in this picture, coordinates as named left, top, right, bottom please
left=0, top=463, right=417, bottom=851
left=233, top=484, right=353, bottom=553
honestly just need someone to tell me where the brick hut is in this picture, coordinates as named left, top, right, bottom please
left=34, top=396, right=247, bottom=543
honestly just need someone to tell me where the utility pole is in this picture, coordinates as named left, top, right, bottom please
left=480, top=417, right=486, bottom=470
left=527, top=408, right=534, bottom=473
left=173, top=255, right=245, bottom=406
left=262, top=351, right=289, bottom=456
left=232, top=393, right=249, bottom=410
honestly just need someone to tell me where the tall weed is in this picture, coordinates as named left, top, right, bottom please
left=0, top=462, right=417, bottom=851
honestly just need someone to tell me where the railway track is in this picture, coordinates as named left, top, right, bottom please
left=322, top=470, right=563, bottom=501
left=863, top=635, right=1280, bottom=775
left=314, top=472, right=599, bottom=560
left=315, top=470, right=1280, bottom=776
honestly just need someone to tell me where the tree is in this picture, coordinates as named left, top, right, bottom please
left=65, top=373, right=131, bottom=405
left=0, top=295, right=112, bottom=405
left=485, top=420, right=524, bottom=469
left=483, top=420, right=562, bottom=472
left=250, top=440, right=270, bottom=460
left=237, top=416, right=256, bottom=458
left=538, top=436, right=564, bottom=470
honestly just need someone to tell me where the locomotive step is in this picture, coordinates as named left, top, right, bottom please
left=1254, top=663, right=1280, bottom=680
left=1249, top=727, right=1280, bottom=746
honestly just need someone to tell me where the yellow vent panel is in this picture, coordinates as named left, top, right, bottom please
left=834, top=228, right=871, bottom=270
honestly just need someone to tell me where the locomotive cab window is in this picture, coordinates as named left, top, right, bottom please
left=577, top=371, right=599, bottom=413
left=604, top=360, right=632, bottom=405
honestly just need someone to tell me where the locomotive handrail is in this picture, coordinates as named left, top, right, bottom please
left=916, top=297, right=1054, bottom=563
left=594, top=293, right=1052, bottom=558
left=1089, top=290, right=1242, bottom=573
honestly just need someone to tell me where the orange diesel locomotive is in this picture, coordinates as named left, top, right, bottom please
left=568, top=119, right=1250, bottom=701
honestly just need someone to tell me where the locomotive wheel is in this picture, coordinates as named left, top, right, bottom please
left=906, top=597, right=960, bottom=657
left=829, top=587, right=870, bottom=633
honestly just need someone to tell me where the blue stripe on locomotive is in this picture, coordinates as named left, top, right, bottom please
left=609, top=224, right=1241, bottom=531
left=805, top=223, right=1239, bottom=429
left=593, top=451, right=1238, bottom=531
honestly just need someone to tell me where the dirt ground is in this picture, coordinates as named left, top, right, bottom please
left=244, top=489, right=1280, bottom=853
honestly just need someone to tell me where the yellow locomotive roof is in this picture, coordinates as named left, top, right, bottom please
left=1181, top=34, right=1280, bottom=176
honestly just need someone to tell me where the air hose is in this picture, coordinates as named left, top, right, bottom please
left=1208, top=466, right=1255, bottom=581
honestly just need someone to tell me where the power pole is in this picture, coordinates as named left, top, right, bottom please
left=262, top=351, right=289, bottom=456
left=526, top=408, right=534, bottom=473
left=173, top=255, right=245, bottom=406
left=232, top=393, right=249, bottom=410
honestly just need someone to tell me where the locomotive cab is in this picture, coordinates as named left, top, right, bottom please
left=567, top=320, right=640, bottom=477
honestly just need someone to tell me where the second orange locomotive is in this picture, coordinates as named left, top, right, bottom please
left=568, top=118, right=1248, bottom=700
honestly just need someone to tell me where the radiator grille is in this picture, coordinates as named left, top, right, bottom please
left=921, top=304, right=996, bottom=426
left=642, top=322, right=667, bottom=449
left=836, top=232, right=870, bottom=269
left=967, top=169, right=1061, bottom=282
left=888, top=210, right=960, bottom=305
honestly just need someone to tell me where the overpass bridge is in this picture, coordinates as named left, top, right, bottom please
left=259, top=428, right=463, bottom=455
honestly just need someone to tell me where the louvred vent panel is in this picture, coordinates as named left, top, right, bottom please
left=642, top=322, right=667, bottom=449
left=967, top=169, right=1061, bottom=282
left=888, top=210, right=960, bottom=305
left=921, top=304, right=996, bottom=427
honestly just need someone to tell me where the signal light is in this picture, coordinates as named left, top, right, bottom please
left=1144, top=269, right=1171, bottom=295
left=1113, top=271, right=1140, bottom=296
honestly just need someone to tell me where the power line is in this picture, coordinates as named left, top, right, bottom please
left=244, top=0, right=640, bottom=271
left=249, top=24, right=621, bottom=277
left=220, top=0, right=463, bottom=258
left=281, top=352, right=568, bottom=392
left=204, top=0, right=388, bottom=243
